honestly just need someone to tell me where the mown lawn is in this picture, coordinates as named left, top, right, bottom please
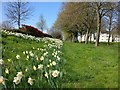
left=62, top=42, right=118, bottom=88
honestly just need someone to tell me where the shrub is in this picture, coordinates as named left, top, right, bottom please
left=43, top=33, right=53, bottom=38
left=21, top=25, right=44, bottom=37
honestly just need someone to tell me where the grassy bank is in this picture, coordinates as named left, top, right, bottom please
left=1, top=30, right=64, bottom=88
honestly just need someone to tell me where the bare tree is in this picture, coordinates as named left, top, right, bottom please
left=90, top=2, right=116, bottom=46
left=48, top=27, right=62, bottom=40
left=1, top=20, right=14, bottom=30
left=5, top=0, right=32, bottom=29
left=37, top=15, right=47, bottom=32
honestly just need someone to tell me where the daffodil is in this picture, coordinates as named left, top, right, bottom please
left=49, top=59, right=51, bottom=62
left=57, top=56, right=60, bottom=61
left=30, top=52, right=34, bottom=57
left=26, top=51, right=28, bottom=54
left=38, top=64, right=43, bottom=70
left=23, top=51, right=25, bottom=54
left=44, top=72, right=48, bottom=78
left=37, top=48, right=40, bottom=50
left=5, top=68, right=9, bottom=74
left=0, top=76, right=5, bottom=85
left=52, top=70, right=60, bottom=78
left=40, top=56, right=44, bottom=61
left=36, top=55, right=39, bottom=60
left=33, top=66, right=37, bottom=71
left=25, top=68, right=28, bottom=72
left=7, top=59, right=11, bottom=62
left=0, top=59, right=4, bottom=65
left=16, top=71, right=23, bottom=79
left=13, top=77, right=21, bottom=85
left=52, top=61, right=56, bottom=66
left=16, top=55, right=20, bottom=59
left=28, top=77, right=34, bottom=85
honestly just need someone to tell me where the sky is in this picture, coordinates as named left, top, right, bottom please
left=0, top=2, right=62, bottom=32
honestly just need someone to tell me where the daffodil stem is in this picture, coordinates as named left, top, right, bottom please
left=4, top=84, right=7, bottom=89
left=37, top=71, right=40, bottom=88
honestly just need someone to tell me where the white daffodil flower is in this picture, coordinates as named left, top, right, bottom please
left=16, top=71, right=23, bottom=79
left=23, top=51, right=25, bottom=54
left=40, top=56, right=44, bottom=61
left=5, top=68, right=9, bottom=74
left=44, top=72, right=48, bottom=78
left=0, top=76, right=5, bottom=85
left=13, top=77, right=21, bottom=85
left=28, top=77, right=34, bottom=85
left=52, top=61, right=56, bottom=66
left=33, top=66, right=37, bottom=71
left=7, top=59, right=11, bottom=62
left=52, top=70, right=60, bottom=78
left=30, top=52, right=34, bottom=57
left=0, top=59, right=4, bottom=65
left=38, top=64, right=43, bottom=70
left=16, top=55, right=20, bottom=59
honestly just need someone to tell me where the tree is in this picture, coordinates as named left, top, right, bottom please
left=37, top=15, right=47, bottom=32
left=90, top=2, right=116, bottom=46
left=54, top=2, right=97, bottom=43
left=105, top=6, right=117, bottom=45
left=1, top=20, right=14, bottom=30
left=5, top=0, right=32, bottom=29
left=54, top=2, right=84, bottom=42
left=48, top=27, right=62, bottom=40
left=117, top=1, right=120, bottom=35
left=79, top=3, right=97, bottom=44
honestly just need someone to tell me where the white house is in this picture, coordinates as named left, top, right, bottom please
left=78, top=31, right=120, bottom=42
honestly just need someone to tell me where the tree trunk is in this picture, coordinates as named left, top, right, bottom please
left=107, top=13, right=112, bottom=45
left=72, top=32, right=78, bottom=42
left=89, top=33, right=92, bottom=43
left=108, top=31, right=111, bottom=45
left=18, top=0, right=20, bottom=29
left=80, top=33, right=82, bottom=43
left=95, top=11, right=101, bottom=46
left=85, top=29, right=89, bottom=44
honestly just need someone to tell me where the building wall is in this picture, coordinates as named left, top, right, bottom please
left=78, top=33, right=115, bottom=42
left=99, top=33, right=112, bottom=42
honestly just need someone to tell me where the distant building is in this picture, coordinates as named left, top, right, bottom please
left=78, top=31, right=120, bottom=42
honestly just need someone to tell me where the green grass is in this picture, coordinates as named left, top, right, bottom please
left=1, top=31, right=64, bottom=88
left=2, top=33, right=45, bottom=62
left=62, top=42, right=118, bottom=88
left=1, top=32, right=119, bottom=88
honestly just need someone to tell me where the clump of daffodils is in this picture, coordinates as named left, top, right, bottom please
left=13, top=71, right=23, bottom=85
